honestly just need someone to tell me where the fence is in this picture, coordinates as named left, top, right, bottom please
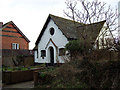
left=2, top=49, right=34, bottom=56
left=2, top=49, right=34, bottom=67
left=3, top=68, right=41, bottom=84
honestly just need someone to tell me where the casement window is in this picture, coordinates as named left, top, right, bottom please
left=59, top=48, right=65, bottom=56
left=12, top=43, right=19, bottom=49
left=41, top=50, right=46, bottom=57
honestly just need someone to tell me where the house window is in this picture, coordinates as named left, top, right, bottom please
left=50, top=27, right=54, bottom=35
left=41, top=50, right=46, bottom=57
left=36, top=50, right=38, bottom=58
left=59, top=48, right=65, bottom=56
left=12, top=43, right=19, bottom=49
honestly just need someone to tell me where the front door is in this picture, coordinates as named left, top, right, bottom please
left=50, top=47, right=54, bottom=65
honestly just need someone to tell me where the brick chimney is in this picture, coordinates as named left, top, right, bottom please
left=0, top=22, right=3, bottom=28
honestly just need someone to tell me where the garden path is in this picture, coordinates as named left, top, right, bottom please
left=2, top=80, right=34, bottom=89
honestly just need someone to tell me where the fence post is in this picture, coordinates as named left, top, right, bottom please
left=34, top=70, right=39, bottom=86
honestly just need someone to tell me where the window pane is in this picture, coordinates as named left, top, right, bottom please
left=16, top=44, right=19, bottom=49
left=41, top=50, right=46, bottom=57
left=12, top=43, right=19, bottom=49
left=59, top=48, right=65, bottom=56
left=12, top=43, right=16, bottom=49
left=50, top=27, right=54, bottom=35
left=37, top=50, right=38, bottom=58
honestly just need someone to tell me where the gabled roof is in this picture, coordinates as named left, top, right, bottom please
left=2, top=21, right=30, bottom=42
left=76, top=20, right=106, bottom=41
left=50, top=14, right=85, bottom=39
left=35, top=14, right=106, bottom=45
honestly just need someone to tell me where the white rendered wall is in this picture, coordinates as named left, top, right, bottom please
left=95, top=22, right=113, bottom=49
left=34, top=51, right=38, bottom=63
left=35, top=19, right=69, bottom=63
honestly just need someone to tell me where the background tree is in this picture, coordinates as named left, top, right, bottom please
left=64, top=0, right=120, bottom=42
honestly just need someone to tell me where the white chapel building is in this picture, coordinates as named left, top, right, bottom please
left=34, top=14, right=113, bottom=64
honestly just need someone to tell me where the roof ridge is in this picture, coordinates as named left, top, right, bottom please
left=88, top=20, right=106, bottom=25
left=2, top=21, right=12, bottom=28
left=2, top=21, right=30, bottom=42
left=49, top=14, right=85, bottom=25
left=50, top=14, right=106, bottom=26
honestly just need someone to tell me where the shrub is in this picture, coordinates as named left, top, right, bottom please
left=38, top=72, right=54, bottom=85
left=65, top=39, right=92, bottom=58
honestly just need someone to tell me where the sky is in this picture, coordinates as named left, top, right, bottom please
left=0, top=0, right=120, bottom=49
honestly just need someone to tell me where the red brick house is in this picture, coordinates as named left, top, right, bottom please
left=0, top=21, right=34, bottom=67
left=0, top=21, right=30, bottom=50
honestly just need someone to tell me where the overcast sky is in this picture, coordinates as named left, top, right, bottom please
left=0, top=0, right=120, bottom=49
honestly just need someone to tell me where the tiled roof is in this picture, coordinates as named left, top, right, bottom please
left=35, top=14, right=105, bottom=46
left=50, top=14, right=85, bottom=39
left=76, top=20, right=106, bottom=41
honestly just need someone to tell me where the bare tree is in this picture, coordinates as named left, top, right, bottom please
left=64, top=0, right=77, bottom=21
left=64, top=0, right=120, bottom=49
left=64, top=0, right=120, bottom=35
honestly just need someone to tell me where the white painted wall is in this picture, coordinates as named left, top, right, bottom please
left=95, top=22, right=114, bottom=49
left=35, top=19, right=69, bottom=63
left=34, top=51, right=38, bottom=63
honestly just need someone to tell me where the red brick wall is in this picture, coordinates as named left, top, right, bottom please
left=1, top=24, right=29, bottom=49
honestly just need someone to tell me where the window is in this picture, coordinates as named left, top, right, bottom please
left=36, top=50, right=38, bottom=58
left=12, top=43, right=19, bottom=49
left=59, top=48, right=65, bottom=56
left=41, top=50, right=46, bottom=57
left=50, top=27, right=54, bottom=35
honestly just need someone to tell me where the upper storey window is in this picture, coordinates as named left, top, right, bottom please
left=12, top=43, right=19, bottom=49
left=50, top=27, right=54, bottom=35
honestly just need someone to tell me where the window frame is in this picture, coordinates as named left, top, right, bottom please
left=41, top=50, right=46, bottom=57
left=59, top=48, right=65, bottom=56
left=12, top=43, right=19, bottom=50
left=49, top=27, right=55, bottom=35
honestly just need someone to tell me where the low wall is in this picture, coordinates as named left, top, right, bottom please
left=2, top=69, right=40, bottom=84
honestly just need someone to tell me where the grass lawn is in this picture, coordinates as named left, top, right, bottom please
left=2, top=64, right=46, bottom=71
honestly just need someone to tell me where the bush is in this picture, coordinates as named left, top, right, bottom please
left=65, top=40, right=81, bottom=53
left=51, top=60, right=120, bottom=88
left=65, top=39, right=92, bottom=57
left=38, top=72, right=54, bottom=85
left=36, top=51, right=120, bottom=88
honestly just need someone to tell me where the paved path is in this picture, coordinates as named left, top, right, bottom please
left=3, top=81, right=34, bottom=88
